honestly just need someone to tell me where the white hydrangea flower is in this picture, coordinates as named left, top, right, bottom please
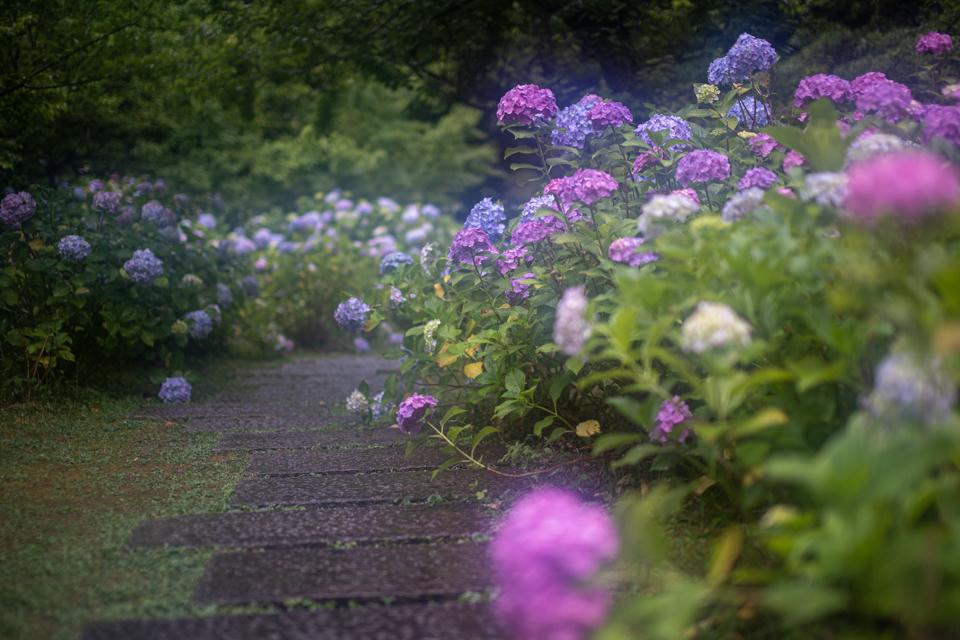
left=553, top=286, right=593, bottom=356
left=346, top=390, right=369, bottom=415
left=423, top=319, right=441, bottom=354
left=637, top=194, right=699, bottom=235
left=721, top=187, right=766, bottom=223
left=866, top=352, right=955, bottom=428
left=680, top=301, right=752, bottom=353
left=847, top=133, right=907, bottom=163
left=802, top=172, right=848, bottom=208
left=180, top=274, right=204, bottom=288
left=420, top=242, right=439, bottom=275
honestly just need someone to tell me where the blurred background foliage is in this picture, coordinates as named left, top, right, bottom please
left=3, top=0, right=959, bottom=214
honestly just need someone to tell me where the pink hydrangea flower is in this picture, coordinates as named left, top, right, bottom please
left=849, top=72, right=888, bottom=101
left=496, top=245, right=532, bottom=275
left=749, top=133, right=785, bottom=158
left=783, top=150, right=806, bottom=172
left=794, top=74, right=852, bottom=108
left=608, top=237, right=658, bottom=266
left=491, top=488, right=619, bottom=640
left=671, top=188, right=699, bottom=204
left=675, top=150, right=730, bottom=186
left=396, top=393, right=438, bottom=434
left=587, top=101, right=633, bottom=128
left=571, top=168, right=619, bottom=205
left=843, top=152, right=960, bottom=222
left=916, top=31, right=953, bottom=56
left=497, top=84, right=559, bottom=126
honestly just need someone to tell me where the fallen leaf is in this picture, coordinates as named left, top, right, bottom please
left=575, top=419, right=601, bottom=437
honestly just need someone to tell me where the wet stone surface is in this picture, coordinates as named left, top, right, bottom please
left=127, top=505, right=491, bottom=549
left=80, top=601, right=505, bottom=640
left=232, top=468, right=518, bottom=508
left=214, top=427, right=404, bottom=452
left=246, top=445, right=508, bottom=476
left=132, top=403, right=331, bottom=420
left=186, top=416, right=361, bottom=433
left=193, top=543, right=491, bottom=604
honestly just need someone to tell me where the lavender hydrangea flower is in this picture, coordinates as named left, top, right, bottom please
left=159, top=377, right=192, bottom=404
left=334, top=297, right=370, bottom=333
left=252, top=228, right=274, bottom=249
left=783, top=150, right=806, bottom=172
left=346, top=390, right=369, bottom=415
left=737, top=167, right=778, bottom=191
left=651, top=396, right=693, bottom=443
left=422, top=204, right=441, bottom=218
left=135, top=181, right=153, bottom=194
left=724, top=33, right=778, bottom=80
left=141, top=201, right=166, bottom=225
left=353, top=337, right=371, bottom=354
left=843, top=152, right=960, bottom=222
left=708, top=57, right=733, bottom=84
left=520, top=194, right=558, bottom=224
left=197, top=213, right=217, bottom=229
left=608, top=237, right=658, bottom=266
left=635, top=115, right=693, bottom=149
left=396, top=393, right=438, bottom=434
left=87, top=180, right=104, bottom=193
left=448, top=227, right=497, bottom=267
left=464, top=198, right=506, bottom=238
left=234, top=236, right=257, bottom=256
left=491, top=488, right=619, bottom=640
left=506, top=272, right=537, bottom=305
left=727, top=97, right=770, bottom=129
left=802, top=172, right=848, bottom=207
left=216, top=283, right=233, bottom=308
left=922, top=105, right=960, bottom=145
left=916, top=31, right=953, bottom=56
left=124, top=248, right=164, bottom=286
left=370, top=391, right=391, bottom=420
left=239, top=274, right=260, bottom=298
left=866, top=352, right=955, bottom=427
left=380, top=251, right=414, bottom=275
left=721, top=188, right=767, bottom=223
left=335, top=198, right=354, bottom=211
left=794, top=74, right=852, bottom=108
left=92, top=191, right=120, bottom=213
left=402, top=206, right=420, bottom=224
left=856, top=80, right=914, bottom=122
left=551, top=95, right=603, bottom=148
left=680, top=301, right=752, bottom=353
left=511, top=220, right=549, bottom=245
left=497, top=84, right=558, bottom=126
left=117, top=206, right=136, bottom=228
left=173, top=193, right=189, bottom=210
left=675, top=150, right=730, bottom=186
left=184, top=310, right=213, bottom=340
left=588, top=101, right=633, bottom=128
left=377, top=197, right=399, bottom=211
left=0, top=192, right=36, bottom=228
left=277, top=241, right=300, bottom=255
left=554, top=286, right=593, bottom=356
left=58, top=235, right=91, bottom=261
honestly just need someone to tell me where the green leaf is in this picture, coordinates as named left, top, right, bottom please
left=549, top=372, right=576, bottom=402
left=1, top=288, right=17, bottom=305
left=611, top=444, right=661, bottom=468
left=153, top=276, right=169, bottom=288
left=504, top=145, right=537, bottom=158
left=533, top=416, right=554, bottom=436
left=405, top=433, right=432, bottom=457
left=504, top=369, right=525, bottom=398
left=358, top=380, right=370, bottom=397
left=593, top=433, right=643, bottom=455
left=140, top=331, right=154, bottom=347
left=471, top=426, right=500, bottom=456
left=431, top=457, right=470, bottom=480
left=546, top=427, right=569, bottom=443
left=441, top=406, right=467, bottom=427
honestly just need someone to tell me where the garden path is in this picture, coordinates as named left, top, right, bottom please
left=79, top=355, right=517, bottom=639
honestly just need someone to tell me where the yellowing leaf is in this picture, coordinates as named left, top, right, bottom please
left=575, top=420, right=601, bottom=437
left=693, top=475, right=716, bottom=496
left=464, top=361, right=483, bottom=379
left=443, top=274, right=451, bottom=283
left=436, top=353, right=459, bottom=367
left=464, top=344, right=479, bottom=358
left=434, top=283, right=445, bottom=299
left=707, top=528, right=744, bottom=586
left=75, top=287, right=89, bottom=294
left=28, top=239, right=46, bottom=251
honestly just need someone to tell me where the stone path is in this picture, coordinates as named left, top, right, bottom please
left=81, top=356, right=518, bottom=639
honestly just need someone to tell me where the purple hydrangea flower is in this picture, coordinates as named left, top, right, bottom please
left=496, top=245, right=531, bottom=275
left=0, top=192, right=36, bottom=228
left=124, top=248, right=164, bottom=286
left=234, top=236, right=257, bottom=256
left=922, top=105, right=960, bottom=145
left=448, top=227, right=497, bottom=267
left=497, top=84, right=558, bottom=126
left=727, top=97, right=770, bottom=129
left=551, top=95, right=604, bottom=148
left=520, top=194, right=558, bottom=224
left=396, top=393, right=438, bottom=434
left=570, top=169, right=618, bottom=205
left=58, top=235, right=91, bottom=261
left=506, top=272, right=537, bottom=305
left=491, top=488, right=619, bottom=640
left=380, top=251, right=414, bottom=275
left=159, top=377, right=192, bottom=404
left=136, top=181, right=154, bottom=194
left=117, top=206, right=136, bottom=228
left=173, top=194, right=189, bottom=210
left=554, top=286, right=593, bottom=356
left=334, top=297, right=371, bottom=333
left=197, top=213, right=217, bottom=229
left=216, top=283, right=233, bottom=308
left=184, top=310, right=213, bottom=340
left=422, top=204, right=440, bottom=218
left=92, top=191, right=120, bottom=213
left=738, top=167, right=778, bottom=191
left=856, top=80, right=914, bottom=122
left=87, top=180, right=104, bottom=193
left=277, top=241, right=300, bottom=255
left=290, top=211, right=322, bottom=233
left=464, top=198, right=506, bottom=238
left=253, top=228, right=274, bottom=249
left=153, top=179, right=167, bottom=197
left=377, top=197, right=399, bottom=211
left=724, top=33, right=778, bottom=80
left=675, top=150, right=731, bottom=186
left=353, top=337, right=371, bottom=354
left=844, top=152, right=960, bottom=222
left=335, top=198, right=353, bottom=211
left=511, top=220, right=550, bottom=245
left=749, top=133, right=784, bottom=157
left=141, top=201, right=166, bottom=225
left=607, top=237, right=658, bottom=266
left=239, top=274, right=260, bottom=298
left=849, top=72, right=888, bottom=101
left=588, top=101, right=633, bottom=128
left=651, top=396, right=693, bottom=443
left=917, top=31, right=953, bottom=56
left=634, top=114, right=693, bottom=149
left=794, top=74, right=852, bottom=108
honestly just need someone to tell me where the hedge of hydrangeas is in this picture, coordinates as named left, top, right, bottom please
left=336, top=29, right=960, bottom=640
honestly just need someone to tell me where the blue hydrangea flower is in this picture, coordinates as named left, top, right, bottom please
left=141, top=201, right=166, bottom=225
left=73, top=187, right=86, bottom=200
left=124, top=248, right=164, bottom=286
left=354, top=337, right=371, bottom=353
left=184, top=310, right=213, bottom=340
left=335, top=297, right=371, bottom=333
left=708, top=57, right=733, bottom=84
left=239, top=275, right=259, bottom=298
left=370, top=391, right=392, bottom=420
left=725, top=33, right=777, bottom=80
left=635, top=115, right=693, bottom=149
left=867, top=352, right=956, bottom=428
left=727, top=97, right=770, bottom=129
left=380, top=251, right=414, bottom=275
left=520, top=195, right=558, bottom=224
left=216, top=283, right=233, bottom=308
left=277, top=241, right=300, bottom=254
left=422, top=204, right=441, bottom=218
left=464, top=198, right=506, bottom=238
left=159, top=377, right=192, bottom=404
left=197, top=213, right=217, bottom=229
left=58, top=235, right=91, bottom=261
left=253, top=228, right=274, bottom=248
left=551, top=96, right=603, bottom=149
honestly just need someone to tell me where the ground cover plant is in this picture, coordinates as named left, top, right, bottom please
left=333, top=28, right=960, bottom=639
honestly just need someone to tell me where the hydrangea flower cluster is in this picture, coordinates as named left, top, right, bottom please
left=727, top=97, right=769, bottom=128
left=335, top=297, right=371, bottom=333
left=58, top=235, right=91, bottom=261
left=497, top=84, right=558, bottom=126
left=506, top=272, right=537, bottom=305
left=652, top=396, right=693, bottom=443
left=849, top=72, right=888, bottom=101
left=520, top=194, right=558, bottom=224
left=420, top=243, right=439, bottom=275
left=197, top=213, right=217, bottom=229
left=464, top=198, right=506, bottom=238
left=205, top=304, right=222, bottom=324
left=546, top=169, right=619, bottom=205
left=396, top=393, right=438, bottom=434
left=943, top=84, right=960, bottom=101
left=554, top=286, right=593, bottom=356
left=749, top=133, right=785, bottom=158
left=922, top=105, right=960, bottom=145
left=587, top=101, right=633, bottom=128
left=370, top=391, right=391, bottom=420
left=173, top=193, right=189, bottom=210
left=170, top=320, right=189, bottom=336
left=680, top=301, right=752, bottom=353
left=794, top=74, right=852, bottom=108
left=184, top=310, right=213, bottom=340
left=637, top=193, right=699, bottom=234
left=608, top=237, right=658, bottom=266
left=721, top=188, right=767, bottom=223
left=141, top=201, right=166, bottom=225
left=497, top=245, right=531, bottom=274
left=449, top=227, right=497, bottom=267
left=675, top=150, right=730, bottom=186
left=346, top=389, right=369, bottom=415
left=847, top=133, right=908, bottom=162
left=159, top=377, right=192, bottom=404
left=216, top=283, right=233, bottom=308
left=866, top=352, right=956, bottom=427
left=92, top=191, right=120, bottom=213
left=124, top=248, right=164, bottom=286
left=240, top=274, right=260, bottom=298
left=695, top=84, right=720, bottom=104
left=783, top=150, right=806, bottom=172
left=843, top=152, right=960, bottom=222
left=423, top=319, right=441, bottom=353
left=856, top=80, right=914, bottom=122
left=802, top=172, right=849, bottom=207
left=379, top=251, right=414, bottom=275
left=1, top=192, right=36, bottom=228
left=738, top=167, right=778, bottom=191
left=709, top=33, right=777, bottom=83
left=551, top=95, right=603, bottom=148
left=635, top=114, right=693, bottom=149
left=491, top=488, right=619, bottom=640
left=916, top=31, right=953, bottom=56
left=511, top=220, right=550, bottom=245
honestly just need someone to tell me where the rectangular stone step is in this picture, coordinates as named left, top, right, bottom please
left=187, top=416, right=361, bottom=433
left=232, top=469, right=516, bottom=508
left=214, top=428, right=404, bottom=452
left=132, top=404, right=330, bottom=420
left=193, top=543, right=491, bottom=604
left=80, top=601, right=504, bottom=640
left=127, top=505, right=490, bottom=549
left=245, top=445, right=507, bottom=476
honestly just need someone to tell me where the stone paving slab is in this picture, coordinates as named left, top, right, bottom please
left=80, top=601, right=504, bottom=640
left=214, top=428, right=404, bottom=452
left=246, top=445, right=507, bottom=476
left=232, top=469, right=517, bottom=508
left=132, top=404, right=331, bottom=420
left=127, top=505, right=490, bottom=549
left=187, top=416, right=361, bottom=433
left=193, top=543, right=491, bottom=604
